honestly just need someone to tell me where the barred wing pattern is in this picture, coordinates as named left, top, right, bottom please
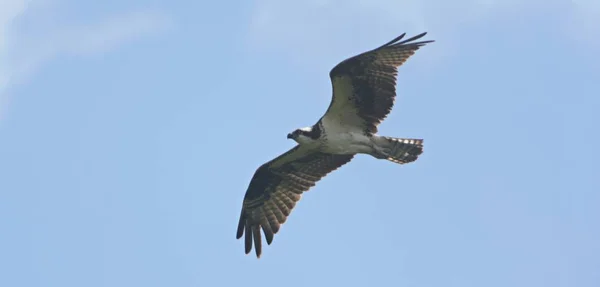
left=236, top=31, right=433, bottom=258
left=325, top=32, right=434, bottom=134
left=236, top=145, right=354, bottom=258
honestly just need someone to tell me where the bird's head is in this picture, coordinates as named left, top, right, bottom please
left=287, top=127, right=315, bottom=144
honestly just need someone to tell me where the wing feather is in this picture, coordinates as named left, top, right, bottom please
left=236, top=145, right=354, bottom=258
left=324, top=32, right=434, bottom=134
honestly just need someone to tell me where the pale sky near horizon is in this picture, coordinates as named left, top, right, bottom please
left=1, top=1, right=599, bottom=286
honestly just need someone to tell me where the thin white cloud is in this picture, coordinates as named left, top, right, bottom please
left=244, top=0, right=503, bottom=69
left=0, top=0, right=28, bottom=119
left=246, top=0, right=599, bottom=66
left=568, top=0, right=600, bottom=48
left=0, top=0, right=172, bottom=121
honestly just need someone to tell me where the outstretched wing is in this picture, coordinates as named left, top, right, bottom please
left=236, top=145, right=354, bottom=258
left=323, top=32, right=434, bottom=134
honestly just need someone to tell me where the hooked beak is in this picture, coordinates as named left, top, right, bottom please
left=287, top=133, right=293, bottom=139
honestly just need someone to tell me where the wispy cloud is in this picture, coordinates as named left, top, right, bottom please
left=246, top=0, right=599, bottom=65
left=0, top=0, right=172, bottom=121
left=568, top=0, right=600, bottom=48
left=244, top=0, right=501, bottom=68
left=0, top=0, right=28, bottom=119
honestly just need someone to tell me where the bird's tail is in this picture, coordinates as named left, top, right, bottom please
left=372, top=136, right=424, bottom=164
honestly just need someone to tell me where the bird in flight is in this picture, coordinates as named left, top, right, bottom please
left=236, top=32, right=434, bottom=258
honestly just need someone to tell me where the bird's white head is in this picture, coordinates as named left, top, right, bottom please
left=287, top=127, right=318, bottom=145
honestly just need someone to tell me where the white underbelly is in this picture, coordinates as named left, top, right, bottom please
left=319, top=117, right=370, bottom=154
left=322, top=131, right=373, bottom=154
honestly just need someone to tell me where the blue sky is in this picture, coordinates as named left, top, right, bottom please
left=1, top=0, right=599, bottom=286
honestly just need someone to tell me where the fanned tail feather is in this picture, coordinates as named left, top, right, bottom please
left=376, top=137, right=424, bottom=164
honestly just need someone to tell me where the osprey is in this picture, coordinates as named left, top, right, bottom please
left=236, top=32, right=433, bottom=258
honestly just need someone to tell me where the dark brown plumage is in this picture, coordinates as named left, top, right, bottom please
left=236, top=32, right=433, bottom=258
left=236, top=145, right=354, bottom=258
left=326, top=32, right=433, bottom=134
